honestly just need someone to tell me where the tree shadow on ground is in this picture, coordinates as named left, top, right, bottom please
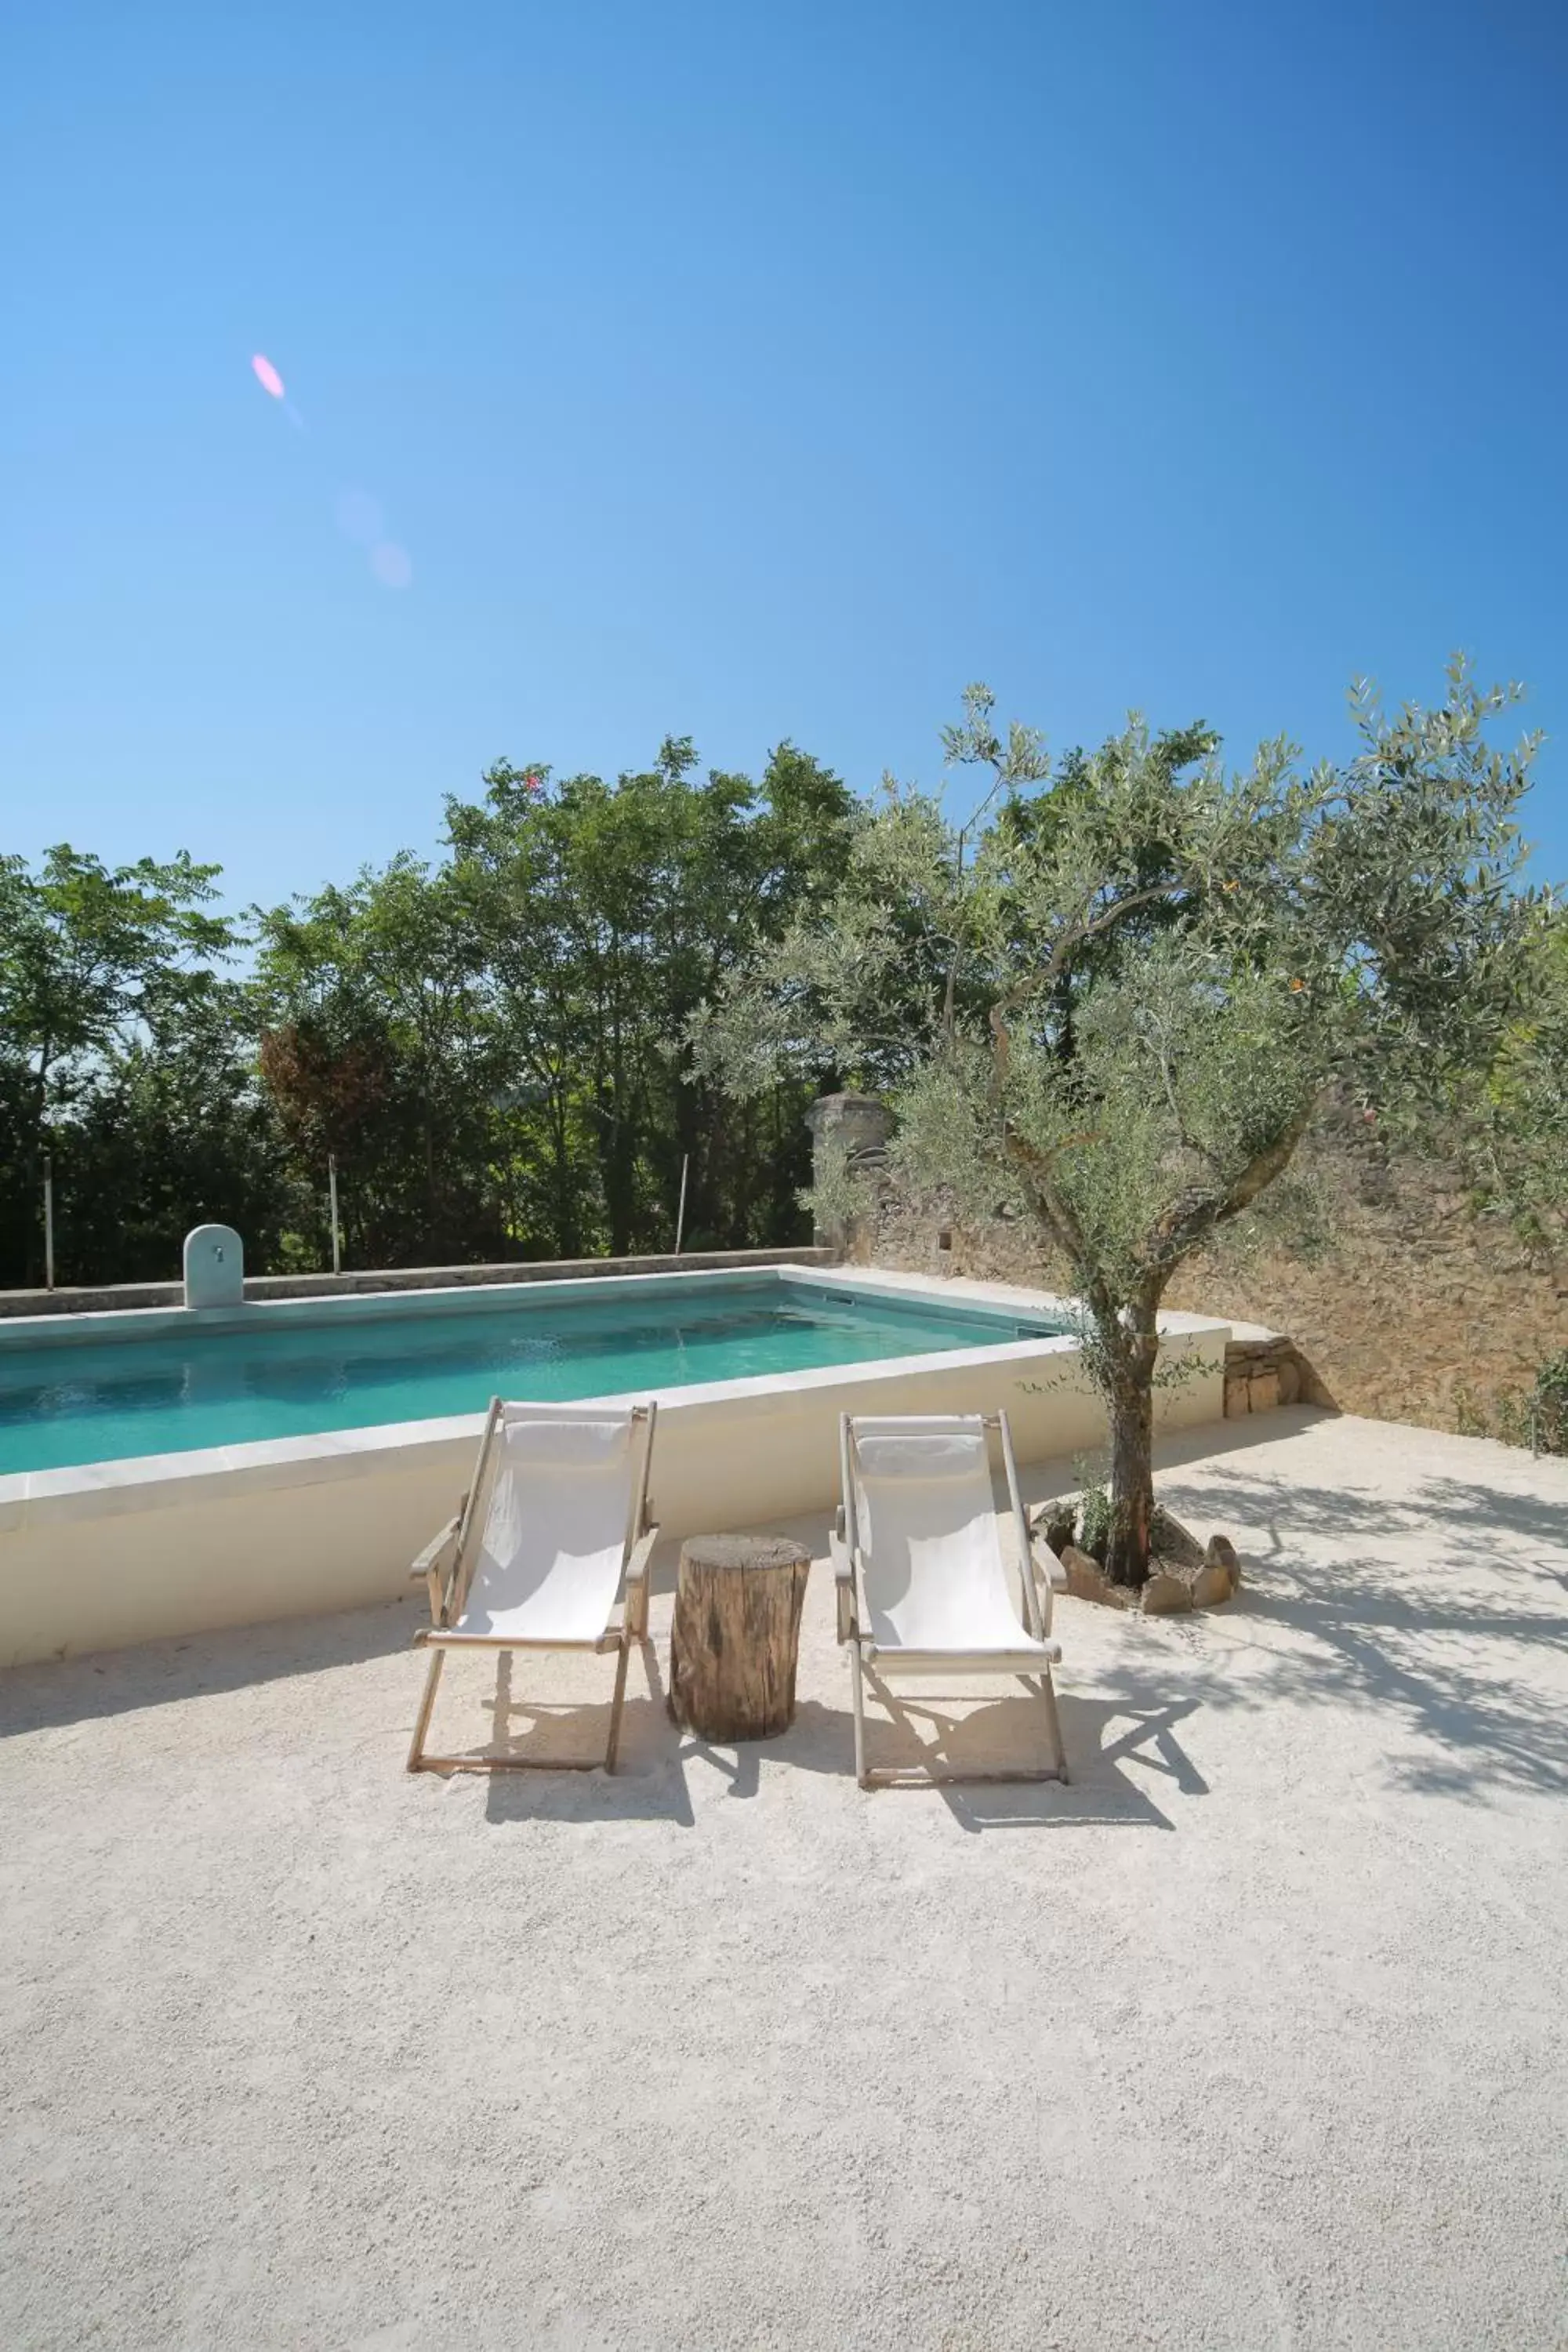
left=1159, top=1462, right=1568, bottom=1559
left=1118, top=1453, right=1568, bottom=1802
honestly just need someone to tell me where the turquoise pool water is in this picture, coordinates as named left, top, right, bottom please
left=0, top=1279, right=1065, bottom=1475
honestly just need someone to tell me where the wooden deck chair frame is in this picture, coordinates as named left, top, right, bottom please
left=830, top=1408, right=1069, bottom=1790
left=405, top=1398, right=658, bottom=1776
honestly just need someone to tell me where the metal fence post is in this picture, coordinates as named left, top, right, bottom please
left=673, top=1153, right=689, bottom=1255
left=328, top=1153, right=342, bottom=1277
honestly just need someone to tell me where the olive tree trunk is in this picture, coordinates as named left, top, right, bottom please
left=1100, top=1301, right=1160, bottom=1587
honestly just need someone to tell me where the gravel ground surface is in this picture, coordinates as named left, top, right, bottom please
left=2, top=1407, right=1566, bottom=2351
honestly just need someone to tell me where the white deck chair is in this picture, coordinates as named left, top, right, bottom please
left=830, top=1410, right=1069, bottom=1789
left=406, top=1399, right=658, bottom=1775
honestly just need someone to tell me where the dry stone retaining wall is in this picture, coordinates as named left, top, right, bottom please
left=863, top=1127, right=1564, bottom=1437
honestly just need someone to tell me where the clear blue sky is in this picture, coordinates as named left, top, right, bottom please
left=4, top=0, right=1565, bottom=913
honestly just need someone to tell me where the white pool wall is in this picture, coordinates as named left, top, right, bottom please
left=0, top=1267, right=1229, bottom=1668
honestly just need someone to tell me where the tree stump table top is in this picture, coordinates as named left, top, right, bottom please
left=667, top=1533, right=811, bottom=1744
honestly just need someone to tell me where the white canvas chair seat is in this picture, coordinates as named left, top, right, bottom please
left=833, top=1412, right=1069, bottom=1788
left=406, top=1399, right=658, bottom=1774
left=446, top=1411, right=636, bottom=1644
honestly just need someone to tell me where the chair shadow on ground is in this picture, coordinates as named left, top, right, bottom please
left=460, top=1418, right=1568, bottom=1822
left=473, top=1637, right=1203, bottom=1831
left=865, top=1680, right=1206, bottom=1831
left=472, top=1638, right=793, bottom=1825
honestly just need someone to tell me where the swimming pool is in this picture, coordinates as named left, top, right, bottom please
left=0, top=1274, right=1069, bottom=1475
left=0, top=1265, right=1231, bottom=1668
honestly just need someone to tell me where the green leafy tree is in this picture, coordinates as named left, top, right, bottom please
left=0, top=847, right=245, bottom=1285
left=57, top=972, right=292, bottom=1282
left=697, top=663, right=1541, bottom=1583
left=447, top=739, right=853, bottom=1258
left=0, top=736, right=852, bottom=1286
left=1448, top=900, right=1568, bottom=1255
left=253, top=855, right=506, bottom=1267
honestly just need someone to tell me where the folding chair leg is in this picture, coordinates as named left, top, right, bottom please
left=1040, top=1668, right=1069, bottom=1783
left=406, top=1646, right=447, bottom=1773
left=850, top=1645, right=869, bottom=1788
left=603, top=1637, right=633, bottom=1774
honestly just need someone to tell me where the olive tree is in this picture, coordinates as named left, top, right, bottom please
left=694, top=662, right=1541, bottom=1584
left=1446, top=898, right=1568, bottom=1258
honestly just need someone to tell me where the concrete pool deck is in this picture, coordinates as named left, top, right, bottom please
left=3, top=1408, right=1566, bottom=2350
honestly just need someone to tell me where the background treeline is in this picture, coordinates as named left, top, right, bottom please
left=0, top=738, right=854, bottom=1287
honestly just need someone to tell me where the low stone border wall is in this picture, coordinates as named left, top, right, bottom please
left=1223, top=1333, right=1337, bottom=1417
left=0, top=1244, right=838, bottom=1320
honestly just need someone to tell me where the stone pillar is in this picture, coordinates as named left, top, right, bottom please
left=805, top=1093, right=894, bottom=1256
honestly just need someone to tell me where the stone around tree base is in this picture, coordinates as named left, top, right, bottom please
left=1140, top=1530, right=1243, bottom=1613
left=1058, top=1544, right=1136, bottom=1610
left=1150, top=1505, right=1205, bottom=1569
left=1041, top=1510, right=1242, bottom=1616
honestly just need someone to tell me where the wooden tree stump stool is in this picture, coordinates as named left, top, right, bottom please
left=667, top=1534, right=811, bottom=1742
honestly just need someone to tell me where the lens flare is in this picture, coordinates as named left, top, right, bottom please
left=368, top=541, right=412, bottom=590
left=247, top=351, right=411, bottom=587
left=334, top=489, right=384, bottom=545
